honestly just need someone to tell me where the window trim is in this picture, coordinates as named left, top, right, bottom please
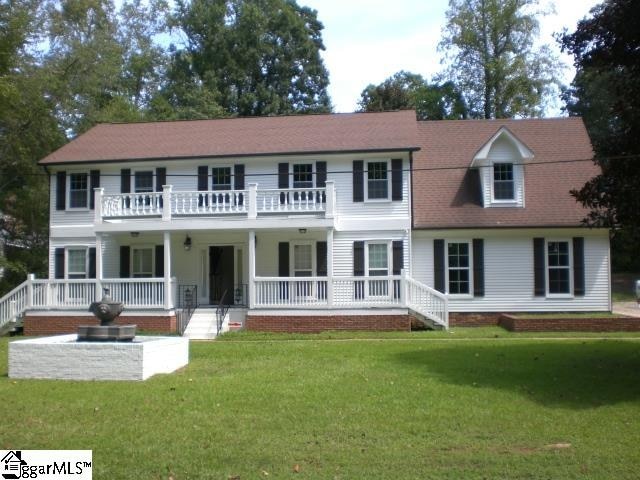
left=132, top=169, right=154, bottom=193
left=445, top=240, right=473, bottom=298
left=491, top=162, right=516, bottom=202
left=545, top=238, right=574, bottom=298
left=291, top=162, right=315, bottom=189
left=65, top=247, right=88, bottom=279
left=66, top=171, right=90, bottom=211
left=211, top=166, right=234, bottom=191
left=365, top=160, right=391, bottom=202
left=130, top=245, right=155, bottom=278
left=365, top=241, right=391, bottom=277
left=289, top=241, right=316, bottom=277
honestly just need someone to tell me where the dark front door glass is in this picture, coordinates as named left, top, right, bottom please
left=209, top=246, right=235, bottom=304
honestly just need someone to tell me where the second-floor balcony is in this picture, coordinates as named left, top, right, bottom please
left=95, top=182, right=336, bottom=223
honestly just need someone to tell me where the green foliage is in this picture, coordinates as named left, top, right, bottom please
left=439, top=0, right=561, bottom=119
left=165, top=0, right=331, bottom=117
left=560, top=0, right=640, bottom=272
left=358, top=70, right=468, bottom=120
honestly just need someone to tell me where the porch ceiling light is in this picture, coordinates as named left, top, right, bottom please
left=183, top=235, right=192, bottom=251
left=298, top=228, right=307, bottom=234
left=130, top=232, right=140, bottom=238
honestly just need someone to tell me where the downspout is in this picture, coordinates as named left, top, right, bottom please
left=408, top=150, right=414, bottom=278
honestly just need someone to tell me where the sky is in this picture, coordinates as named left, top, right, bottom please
left=300, top=0, right=602, bottom=115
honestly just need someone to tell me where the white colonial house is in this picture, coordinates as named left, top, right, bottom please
left=0, top=111, right=610, bottom=337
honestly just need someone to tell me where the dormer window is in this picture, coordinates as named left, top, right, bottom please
left=493, top=163, right=514, bottom=200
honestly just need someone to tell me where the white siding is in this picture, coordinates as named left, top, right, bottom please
left=412, top=229, right=610, bottom=312
left=479, top=136, right=525, bottom=208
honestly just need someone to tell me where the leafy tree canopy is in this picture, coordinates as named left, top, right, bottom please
left=560, top=0, right=640, bottom=271
left=358, top=71, right=468, bottom=120
left=439, top=0, right=561, bottom=119
left=165, top=0, right=331, bottom=117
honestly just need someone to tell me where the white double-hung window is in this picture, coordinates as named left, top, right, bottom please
left=447, top=241, right=471, bottom=295
left=366, top=161, right=389, bottom=200
left=132, top=247, right=153, bottom=278
left=66, top=248, right=88, bottom=279
left=68, top=173, right=89, bottom=209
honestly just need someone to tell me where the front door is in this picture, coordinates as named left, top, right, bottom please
left=209, top=246, right=234, bottom=305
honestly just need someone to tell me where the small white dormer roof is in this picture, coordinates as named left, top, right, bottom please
left=471, top=126, right=535, bottom=168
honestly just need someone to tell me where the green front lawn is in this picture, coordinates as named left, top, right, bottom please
left=1, top=332, right=640, bottom=479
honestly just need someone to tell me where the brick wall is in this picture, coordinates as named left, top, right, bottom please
left=24, top=315, right=177, bottom=336
left=449, top=312, right=503, bottom=327
left=499, top=314, right=640, bottom=332
left=245, top=315, right=412, bottom=333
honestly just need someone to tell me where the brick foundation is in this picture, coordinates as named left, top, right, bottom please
left=499, top=314, right=640, bottom=332
left=23, top=315, right=177, bottom=336
left=245, top=315, right=412, bottom=333
left=449, top=312, right=503, bottom=327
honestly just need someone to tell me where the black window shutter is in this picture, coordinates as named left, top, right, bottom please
left=353, top=241, right=365, bottom=276
left=234, top=164, right=245, bottom=190
left=89, top=170, right=100, bottom=209
left=155, top=245, right=164, bottom=278
left=120, top=169, right=131, bottom=193
left=197, top=166, right=208, bottom=207
left=316, top=161, right=327, bottom=187
left=392, top=240, right=404, bottom=275
left=353, top=160, right=364, bottom=202
left=316, top=241, right=327, bottom=276
left=533, top=238, right=546, bottom=296
left=573, top=237, right=585, bottom=296
left=278, top=242, right=290, bottom=277
left=56, top=172, right=66, bottom=210
left=278, top=163, right=289, bottom=189
left=155, top=167, right=166, bottom=192
left=434, top=239, right=445, bottom=293
left=88, top=247, right=96, bottom=279
left=391, top=159, right=403, bottom=201
left=472, top=239, right=485, bottom=297
left=54, top=248, right=65, bottom=279
left=120, top=246, right=131, bottom=278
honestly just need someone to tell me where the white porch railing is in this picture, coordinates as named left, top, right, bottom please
left=252, top=274, right=448, bottom=328
left=254, top=277, right=330, bottom=307
left=100, top=278, right=167, bottom=308
left=31, top=279, right=97, bottom=308
left=97, top=182, right=335, bottom=222
left=256, top=188, right=326, bottom=214
left=0, top=280, right=30, bottom=331
left=171, top=190, right=248, bottom=216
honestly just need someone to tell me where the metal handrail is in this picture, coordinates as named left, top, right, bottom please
left=176, top=285, right=198, bottom=335
left=216, top=290, right=230, bottom=334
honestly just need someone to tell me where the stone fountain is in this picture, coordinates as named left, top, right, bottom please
left=78, top=288, right=135, bottom=341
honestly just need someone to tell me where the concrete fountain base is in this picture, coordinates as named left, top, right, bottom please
left=8, top=335, right=189, bottom=381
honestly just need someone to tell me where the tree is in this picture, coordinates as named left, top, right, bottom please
left=439, top=0, right=561, bottom=119
left=165, top=0, right=331, bottom=117
left=560, top=0, right=640, bottom=271
left=358, top=71, right=468, bottom=120
left=0, top=0, right=65, bottom=295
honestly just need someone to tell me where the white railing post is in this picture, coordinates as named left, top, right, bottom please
left=26, top=274, right=34, bottom=309
left=249, top=230, right=256, bottom=308
left=95, top=233, right=103, bottom=300
left=248, top=184, right=258, bottom=219
left=325, top=181, right=335, bottom=219
left=162, top=185, right=172, bottom=221
left=163, top=231, right=172, bottom=309
left=327, top=228, right=334, bottom=307
left=94, top=187, right=104, bottom=225
left=401, top=269, right=409, bottom=307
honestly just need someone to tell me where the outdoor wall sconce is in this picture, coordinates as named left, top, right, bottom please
left=298, top=228, right=307, bottom=234
left=183, top=235, right=192, bottom=251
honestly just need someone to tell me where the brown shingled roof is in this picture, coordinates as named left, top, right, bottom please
left=412, top=117, right=599, bottom=229
left=39, top=110, right=419, bottom=165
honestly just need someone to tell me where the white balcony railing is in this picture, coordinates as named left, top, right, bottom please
left=96, top=182, right=336, bottom=222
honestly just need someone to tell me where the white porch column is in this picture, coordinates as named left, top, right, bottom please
left=326, top=228, right=334, bottom=307
left=248, top=230, right=256, bottom=309
left=95, top=233, right=103, bottom=299
left=163, top=231, right=172, bottom=309
left=248, top=183, right=258, bottom=219
left=325, top=181, right=335, bottom=218
left=94, top=187, right=104, bottom=225
left=162, top=185, right=172, bottom=221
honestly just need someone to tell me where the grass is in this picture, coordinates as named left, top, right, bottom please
left=1, top=331, right=640, bottom=479
left=613, top=291, right=636, bottom=302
